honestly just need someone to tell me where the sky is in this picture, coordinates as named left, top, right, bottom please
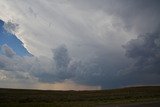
left=0, top=0, right=160, bottom=90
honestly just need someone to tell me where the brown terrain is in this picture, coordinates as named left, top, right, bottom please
left=97, top=102, right=160, bottom=107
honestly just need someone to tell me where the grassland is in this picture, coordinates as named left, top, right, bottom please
left=0, top=86, right=160, bottom=107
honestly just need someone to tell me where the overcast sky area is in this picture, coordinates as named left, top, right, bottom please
left=0, top=0, right=160, bottom=90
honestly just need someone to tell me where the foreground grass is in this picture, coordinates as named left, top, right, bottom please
left=0, top=86, right=160, bottom=107
left=0, top=102, right=95, bottom=107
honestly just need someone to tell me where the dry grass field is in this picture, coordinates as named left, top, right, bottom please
left=0, top=86, right=160, bottom=107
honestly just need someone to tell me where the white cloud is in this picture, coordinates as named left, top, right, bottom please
left=0, top=0, right=135, bottom=59
left=0, top=0, right=136, bottom=89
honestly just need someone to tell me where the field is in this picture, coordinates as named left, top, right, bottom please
left=0, top=86, right=160, bottom=107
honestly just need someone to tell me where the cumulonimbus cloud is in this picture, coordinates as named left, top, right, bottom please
left=0, top=0, right=160, bottom=89
left=120, top=30, right=160, bottom=86
left=123, top=30, right=160, bottom=74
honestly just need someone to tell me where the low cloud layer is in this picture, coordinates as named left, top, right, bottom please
left=0, top=44, right=104, bottom=88
left=1, top=40, right=159, bottom=89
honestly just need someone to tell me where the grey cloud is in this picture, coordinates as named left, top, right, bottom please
left=116, top=0, right=160, bottom=33
left=53, top=45, right=70, bottom=70
left=0, top=44, right=124, bottom=88
left=51, top=45, right=126, bottom=87
left=0, top=46, right=52, bottom=81
left=53, top=45, right=73, bottom=80
left=1, top=0, right=160, bottom=89
left=123, top=30, right=160, bottom=74
left=0, top=45, right=73, bottom=84
left=3, top=21, right=19, bottom=34
left=119, top=30, right=160, bottom=86
left=1, top=44, right=16, bottom=58
left=0, top=41, right=159, bottom=89
left=0, top=55, right=10, bottom=68
left=72, top=0, right=160, bottom=33
left=38, top=45, right=73, bottom=83
left=28, top=7, right=37, bottom=18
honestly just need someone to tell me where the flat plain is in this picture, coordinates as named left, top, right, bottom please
left=0, top=86, right=160, bottom=107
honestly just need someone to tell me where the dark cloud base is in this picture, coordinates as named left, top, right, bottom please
left=0, top=34, right=159, bottom=89
left=0, top=27, right=160, bottom=89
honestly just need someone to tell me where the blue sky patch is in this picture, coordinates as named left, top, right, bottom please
left=0, top=19, right=32, bottom=56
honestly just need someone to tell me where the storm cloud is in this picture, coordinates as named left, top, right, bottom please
left=124, top=29, right=160, bottom=73
left=0, top=0, right=160, bottom=89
